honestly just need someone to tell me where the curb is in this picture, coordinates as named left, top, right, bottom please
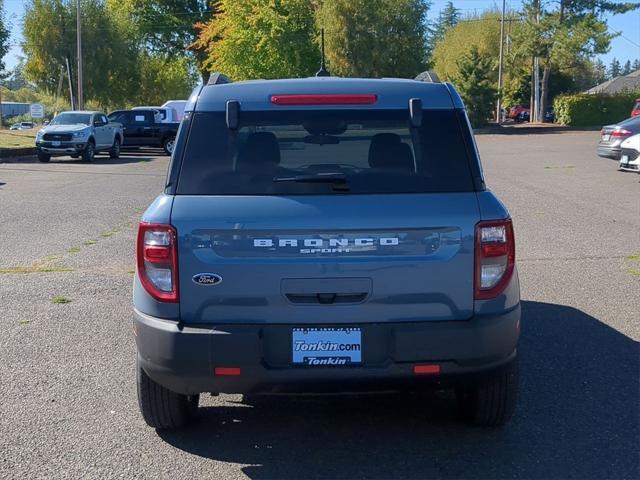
left=474, top=125, right=601, bottom=135
left=0, top=147, right=38, bottom=163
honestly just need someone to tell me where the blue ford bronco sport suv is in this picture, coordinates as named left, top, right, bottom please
left=134, top=74, right=520, bottom=429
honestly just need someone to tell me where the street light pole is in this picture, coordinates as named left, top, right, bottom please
left=76, top=0, right=83, bottom=111
left=496, top=0, right=506, bottom=124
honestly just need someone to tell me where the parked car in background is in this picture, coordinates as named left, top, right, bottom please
left=515, top=108, right=554, bottom=124
left=133, top=106, right=179, bottom=124
left=631, top=98, right=640, bottom=118
left=35, top=111, right=123, bottom=163
left=10, top=122, right=35, bottom=130
left=598, top=116, right=640, bottom=160
left=508, top=105, right=529, bottom=120
left=618, top=134, right=640, bottom=172
left=107, top=109, right=179, bottom=155
left=162, top=100, right=187, bottom=121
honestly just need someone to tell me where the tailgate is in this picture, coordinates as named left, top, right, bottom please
left=172, top=193, right=479, bottom=325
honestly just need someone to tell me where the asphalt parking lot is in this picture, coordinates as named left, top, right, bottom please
left=0, top=132, right=638, bottom=479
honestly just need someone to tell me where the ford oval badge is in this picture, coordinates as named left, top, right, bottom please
left=192, top=273, right=223, bottom=286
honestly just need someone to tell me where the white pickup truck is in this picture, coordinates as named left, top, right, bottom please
left=35, top=111, right=124, bottom=163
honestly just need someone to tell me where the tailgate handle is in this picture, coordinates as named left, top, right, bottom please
left=285, top=292, right=368, bottom=305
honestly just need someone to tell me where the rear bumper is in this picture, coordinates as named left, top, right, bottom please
left=134, top=306, right=520, bottom=395
left=597, top=145, right=621, bottom=160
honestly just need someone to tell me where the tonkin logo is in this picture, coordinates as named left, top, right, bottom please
left=192, top=273, right=223, bottom=286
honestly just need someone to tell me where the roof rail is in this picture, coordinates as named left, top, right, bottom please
left=414, top=71, right=441, bottom=83
left=207, top=72, right=232, bottom=86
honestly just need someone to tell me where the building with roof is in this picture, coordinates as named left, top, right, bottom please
left=585, top=70, right=640, bottom=95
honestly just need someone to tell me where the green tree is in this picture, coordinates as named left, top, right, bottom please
left=622, top=59, right=632, bottom=76
left=2, top=58, right=30, bottom=89
left=22, top=0, right=141, bottom=109
left=317, top=0, right=429, bottom=78
left=593, top=58, right=607, bottom=83
left=633, top=59, right=640, bottom=71
left=608, top=57, right=622, bottom=78
left=426, top=1, right=460, bottom=58
left=431, top=11, right=530, bottom=106
left=123, top=0, right=216, bottom=83
left=454, top=46, right=497, bottom=127
left=195, top=0, right=318, bottom=80
left=134, top=53, right=197, bottom=106
left=22, top=0, right=196, bottom=109
left=0, top=0, right=11, bottom=74
left=514, top=0, right=639, bottom=122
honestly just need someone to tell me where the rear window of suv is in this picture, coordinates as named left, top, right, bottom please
left=176, top=109, right=474, bottom=195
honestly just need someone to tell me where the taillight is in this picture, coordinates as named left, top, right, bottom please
left=611, top=129, right=632, bottom=138
left=136, top=223, right=179, bottom=302
left=475, top=219, right=515, bottom=300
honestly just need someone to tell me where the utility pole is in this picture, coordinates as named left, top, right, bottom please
left=65, top=56, right=75, bottom=110
left=496, top=0, right=506, bottom=124
left=532, top=0, right=541, bottom=123
left=76, top=0, right=83, bottom=111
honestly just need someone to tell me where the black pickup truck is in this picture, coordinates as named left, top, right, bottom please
left=107, top=109, right=179, bottom=155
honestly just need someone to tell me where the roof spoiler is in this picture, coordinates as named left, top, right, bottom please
left=414, top=71, right=441, bottom=83
left=207, top=72, right=232, bottom=86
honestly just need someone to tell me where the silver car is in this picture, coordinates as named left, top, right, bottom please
left=598, top=116, right=640, bottom=160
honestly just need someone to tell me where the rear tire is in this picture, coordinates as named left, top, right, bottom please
left=81, top=140, right=95, bottom=163
left=110, top=138, right=121, bottom=159
left=163, top=136, right=175, bottom=156
left=456, top=359, right=518, bottom=428
left=37, top=151, right=51, bottom=163
left=137, top=358, right=199, bottom=429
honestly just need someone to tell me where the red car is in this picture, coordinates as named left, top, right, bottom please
left=508, top=105, right=529, bottom=119
left=631, top=98, right=640, bottom=118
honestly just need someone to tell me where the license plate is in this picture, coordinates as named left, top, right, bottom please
left=621, top=155, right=629, bottom=164
left=292, top=327, right=362, bottom=366
left=52, top=141, right=61, bottom=147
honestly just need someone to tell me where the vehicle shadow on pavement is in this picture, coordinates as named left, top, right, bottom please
left=158, top=301, right=639, bottom=480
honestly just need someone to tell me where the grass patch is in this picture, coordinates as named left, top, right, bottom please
left=52, top=296, right=72, bottom=304
left=67, top=246, right=81, bottom=253
left=18, top=320, right=31, bottom=325
left=625, top=254, right=640, bottom=262
left=0, top=130, right=37, bottom=149
left=0, top=265, right=73, bottom=274
left=101, top=226, right=123, bottom=238
left=83, top=240, right=96, bottom=246
left=0, top=254, right=73, bottom=274
left=127, top=269, right=135, bottom=275
left=627, top=269, right=640, bottom=278
left=544, top=165, right=575, bottom=170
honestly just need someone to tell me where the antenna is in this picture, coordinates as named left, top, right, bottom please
left=316, top=28, right=330, bottom=77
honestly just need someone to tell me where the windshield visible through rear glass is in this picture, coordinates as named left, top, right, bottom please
left=51, top=113, right=92, bottom=126
left=177, top=109, right=474, bottom=195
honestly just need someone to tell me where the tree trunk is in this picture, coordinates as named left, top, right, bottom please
left=540, top=62, right=551, bottom=123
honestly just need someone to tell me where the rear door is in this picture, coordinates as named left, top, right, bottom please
left=171, top=108, right=481, bottom=325
left=129, top=111, right=155, bottom=146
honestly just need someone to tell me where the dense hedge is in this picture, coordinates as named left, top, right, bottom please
left=553, top=92, right=639, bottom=126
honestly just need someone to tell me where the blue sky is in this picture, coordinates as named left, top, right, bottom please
left=2, top=0, right=639, bottom=71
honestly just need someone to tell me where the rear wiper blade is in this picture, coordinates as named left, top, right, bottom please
left=273, top=172, right=347, bottom=184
